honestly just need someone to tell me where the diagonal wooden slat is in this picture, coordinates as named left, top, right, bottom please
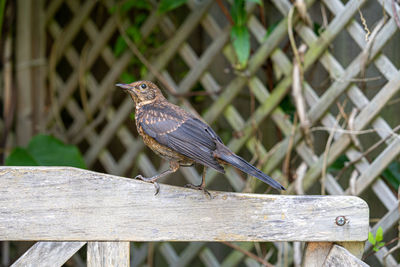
left=11, top=242, right=86, bottom=267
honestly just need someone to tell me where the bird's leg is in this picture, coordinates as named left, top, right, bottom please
left=135, top=161, right=179, bottom=195
left=185, top=166, right=212, bottom=198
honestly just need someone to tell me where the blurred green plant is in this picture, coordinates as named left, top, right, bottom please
left=279, top=95, right=297, bottom=122
left=263, top=22, right=278, bottom=40
left=158, top=0, right=187, bottom=13
left=0, top=0, right=5, bottom=41
left=230, top=0, right=262, bottom=69
left=368, top=226, right=385, bottom=252
left=382, top=161, right=400, bottom=190
left=230, top=0, right=249, bottom=69
left=313, top=22, right=324, bottom=36
left=6, top=134, right=86, bottom=168
left=328, top=155, right=350, bottom=172
left=0, top=0, right=6, bottom=40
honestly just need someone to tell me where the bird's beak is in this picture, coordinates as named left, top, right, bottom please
left=116, top=83, right=132, bottom=91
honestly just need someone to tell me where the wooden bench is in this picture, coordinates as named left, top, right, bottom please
left=0, top=167, right=369, bottom=266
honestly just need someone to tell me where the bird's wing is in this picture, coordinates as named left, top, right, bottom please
left=139, top=109, right=225, bottom=173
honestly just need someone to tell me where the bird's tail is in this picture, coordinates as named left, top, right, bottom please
left=214, top=143, right=286, bottom=191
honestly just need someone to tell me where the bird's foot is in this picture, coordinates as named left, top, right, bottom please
left=134, top=174, right=143, bottom=180
left=153, top=182, right=160, bottom=195
left=184, top=183, right=212, bottom=199
left=135, top=175, right=160, bottom=195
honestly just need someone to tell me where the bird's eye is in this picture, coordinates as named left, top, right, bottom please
left=141, top=83, right=147, bottom=89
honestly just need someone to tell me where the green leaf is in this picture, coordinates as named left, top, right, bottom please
left=328, top=155, right=349, bottom=172
left=6, top=148, right=38, bottom=166
left=247, top=0, right=263, bottom=5
left=108, top=6, right=117, bottom=14
left=158, top=0, right=187, bottom=13
left=368, top=232, right=376, bottom=245
left=27, top=134, right=86, bottom=169
left=127, top=26, right=141, bottom=44
left=230, top=0, right=246, bottom=26
left=264, top=22, right=278, bottom=39
left=134, top=13, right=148, bottom=25
left=373, top=247, right=379, bottom=252
left=313, top=22, right=323, bottom=36
left=378, top=242, right=385, bottom=247
left=376, top=226, right=383, bottom=243
left=231, top=25, right=250, bottom=69
left=279, top=95, right=296, bottom=121
left=194, top=95, right=205, bottom=103
left=5, top=135, right=86, bottom=169
left=114, top=36, right=127, bottom=57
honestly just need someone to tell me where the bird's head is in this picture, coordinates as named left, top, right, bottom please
left=116, top=80, right=164, bottom=104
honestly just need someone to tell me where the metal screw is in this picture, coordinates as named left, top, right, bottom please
left=335, top=216, right=346, bottom=226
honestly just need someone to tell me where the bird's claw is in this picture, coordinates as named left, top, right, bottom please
left=135, top=175, right=160, bottom=195
left=184, top=183, right=212, bottom=199
left=153, top=182, right=160, bottom=195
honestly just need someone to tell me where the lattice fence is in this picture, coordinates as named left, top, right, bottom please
left=7, top=0, right=400, bottom=265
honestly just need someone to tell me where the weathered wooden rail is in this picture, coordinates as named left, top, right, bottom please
left=0, top=167, right=369, bottom=266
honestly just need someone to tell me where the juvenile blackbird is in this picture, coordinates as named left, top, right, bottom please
left=117, top=81, right=285, bottom=195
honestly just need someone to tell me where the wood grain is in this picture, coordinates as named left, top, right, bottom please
left=11, top=241, right=85, bottom=267
left=87, top=242, right=129, bottom=267
left=0, top=167, right=369, bottom=242
left=336, top=241, right=365, bottom=259
left=323, top=244, right=369, bottom=267
left=302, top=242, right=333, bottom=267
